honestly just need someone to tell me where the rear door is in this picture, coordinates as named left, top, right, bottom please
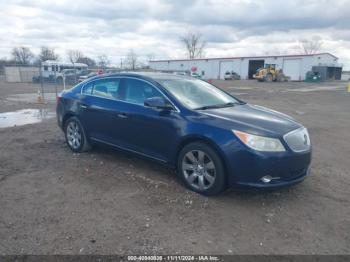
left=78, top=78, right=125, bottom=144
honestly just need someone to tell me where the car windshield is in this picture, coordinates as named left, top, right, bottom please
left=156, top=77, right=242, bottom=110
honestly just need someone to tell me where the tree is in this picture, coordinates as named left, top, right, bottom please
left=146, top=53, right=155, bottom=62
left=299, top=36, right=322, bottom=55
left=97, top=55, right=110, bottom=69
left=67, top=49, right=83, bottom=83
left=180, top=31, right=206, bottom=59
left=11, top=46, right=34, bottom=65
left=39, top=46, right=59, bottom=61
left=125, top=49, right=138, bottom=70
left=77, top=57, right=96, bottom=67
left=67, top=49, right=83, bottom=64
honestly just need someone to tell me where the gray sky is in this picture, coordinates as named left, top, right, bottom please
left=1, top=0, right=349, bottom=69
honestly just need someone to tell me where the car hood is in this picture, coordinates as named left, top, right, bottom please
left=198, top=104, right=301, bottom=136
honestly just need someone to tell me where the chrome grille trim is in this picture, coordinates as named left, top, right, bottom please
left=283, top=127, right=311, bottom=153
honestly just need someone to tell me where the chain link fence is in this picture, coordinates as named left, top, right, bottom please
left=2, top=64, right=79, bottom=104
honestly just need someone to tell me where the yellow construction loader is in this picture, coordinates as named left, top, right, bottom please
left=253, top=64, right=288, bottom=82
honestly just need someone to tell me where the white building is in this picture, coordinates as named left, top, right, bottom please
left=150, top=53, right=342, bottom=81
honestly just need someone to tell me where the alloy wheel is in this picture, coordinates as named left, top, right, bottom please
left=66, top=121, right=82, bottom=150
left=182, top=150, right=216, bottom=190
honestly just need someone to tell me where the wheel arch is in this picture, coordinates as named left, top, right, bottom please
left=174, top=135, right=229, bottom=185
left=62, top=111, right=77, bottom=129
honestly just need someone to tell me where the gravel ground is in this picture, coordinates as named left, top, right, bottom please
left=0, top=79, right=349, bottom=255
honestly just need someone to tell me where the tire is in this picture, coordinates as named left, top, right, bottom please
left=265, top=73, right=273, bottom=82
left=64, top=116, right=91, bottom=152
left=177, top=142, right=226, bottom=196
left=277, top=74, right=285, bottom=82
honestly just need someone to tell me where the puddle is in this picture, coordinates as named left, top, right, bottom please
left=0, top=109, right=55, bottom=128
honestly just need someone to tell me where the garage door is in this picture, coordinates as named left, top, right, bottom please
left=283, top=59, right=302, bottom=81
left=220, top=61, right=234, bottom=79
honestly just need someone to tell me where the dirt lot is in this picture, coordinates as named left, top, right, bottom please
left=0, top=79, right=349, bottom=255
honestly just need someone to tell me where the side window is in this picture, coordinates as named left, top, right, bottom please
left=82, top=82, right=93, bottom=95
left=123, top=78, right=164, bottom=105
left=92, top=79, right=120, bottom=99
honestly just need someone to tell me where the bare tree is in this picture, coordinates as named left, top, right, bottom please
left=146, top=53, right=155, bottom=62
left=125, top=49, right=138, bottom=70
left=67, top=50, right=83, bottom=83
left=39, top=46, right=59, bottom=62
left=77, top=57, right=96, bottom=67
left=97, top=55, right=110, bottom=70
left=299, top=36, right=322, bottom=54
left=11, top=46, right=34, bottom=65
left=180, top=31, right=206, bottom=59
left=67, top=50, right=83, bottom=64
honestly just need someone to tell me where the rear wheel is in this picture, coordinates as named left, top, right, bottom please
left=64, top=116, right=91, bottom=152
left=177, top=142, right=226, bottom=196
left=277, top=74, right=285, bottom=82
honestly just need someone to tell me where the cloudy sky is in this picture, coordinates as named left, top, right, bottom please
left=1, top=0, right=350, bottom=68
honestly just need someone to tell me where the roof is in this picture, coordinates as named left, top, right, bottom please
left=150, top=53, right=338, bottom=63
left=84, top=71, right=192, bottom=82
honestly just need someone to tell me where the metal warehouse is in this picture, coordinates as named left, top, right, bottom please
left=150, top=53, right=342, bottom=81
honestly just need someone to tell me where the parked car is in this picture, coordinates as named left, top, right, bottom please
left=190, top=72, right=201, bottom=78
left=56, top=69, right=79, bottom=85
left=107, top=69, right=122, bottom=74
left=78, top=71, right=97, bottom=82
left=174, top=71, right=187, bottom=76
left=305, top=71, right=321, bottom=82
left=56, top=73, right=312, bottom=195
left=224, top=71, right=241, bottom=80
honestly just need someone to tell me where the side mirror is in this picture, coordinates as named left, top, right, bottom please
left=144, top=97, right=174, bottom=110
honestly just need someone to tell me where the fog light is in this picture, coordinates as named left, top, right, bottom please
left=261, top=176, right=273, bottom=183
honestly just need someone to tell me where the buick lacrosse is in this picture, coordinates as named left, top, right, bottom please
left=57, top=73, right=311, bottom=195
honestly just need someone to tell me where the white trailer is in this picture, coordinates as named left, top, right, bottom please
left=41, top=60, right=88, bottom=83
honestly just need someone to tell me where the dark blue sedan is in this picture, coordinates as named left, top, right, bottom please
left=56, top=73, right=312, bottom=195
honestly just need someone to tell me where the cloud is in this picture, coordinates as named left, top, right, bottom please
left=0, top=0, right=349, bottom=68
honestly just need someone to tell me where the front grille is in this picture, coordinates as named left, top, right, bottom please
left=284, top=127, right=311, bottom=152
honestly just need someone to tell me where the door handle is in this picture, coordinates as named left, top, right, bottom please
left=117, top=113, right=128, bottom=119
left=80, top=104, right=88, bottom=109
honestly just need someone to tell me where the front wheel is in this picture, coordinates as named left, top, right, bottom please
left=64, top=116, right=91, bottom=152
left=177, top=142, right=226, bottom=196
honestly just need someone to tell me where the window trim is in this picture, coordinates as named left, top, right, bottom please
left=80, top=76, right=180, bottom=112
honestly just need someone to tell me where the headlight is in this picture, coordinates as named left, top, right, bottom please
left=233, top=130, right=285, bottom=152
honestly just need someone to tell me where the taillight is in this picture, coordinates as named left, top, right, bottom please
left=56, top=96, right=61, bottom=104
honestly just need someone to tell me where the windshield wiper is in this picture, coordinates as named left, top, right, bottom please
left=194, top=102, right=237, bottom=110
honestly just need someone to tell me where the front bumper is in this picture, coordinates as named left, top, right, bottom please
left=234, top=167, right=310, bottom=189
left=252, top=74, right=262, bottom=79
left=223, top=140, right=312, bottom=189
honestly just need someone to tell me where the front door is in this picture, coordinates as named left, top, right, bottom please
left=113, top=78, right=180, bottom=162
